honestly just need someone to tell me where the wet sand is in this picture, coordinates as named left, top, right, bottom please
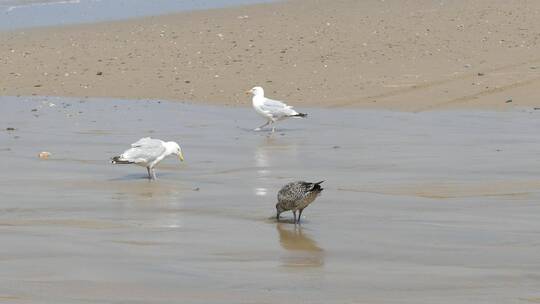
left=2, top=0, right=540, bottom=110
left=1, top=96, right=540, bottom=303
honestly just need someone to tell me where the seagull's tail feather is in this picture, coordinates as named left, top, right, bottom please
left=310, top=181, right=324, bottom=192
left=292, top=113, right=308, bottom=118
left=111, top=156, right=133, bottom=164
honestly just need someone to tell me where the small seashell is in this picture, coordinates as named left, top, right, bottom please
left=38, top=151, right=51, bottom=159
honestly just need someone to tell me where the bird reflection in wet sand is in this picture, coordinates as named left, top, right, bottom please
left=254, top=134, right=298, bottom=171
left=253, top=134, right=299, bottom=197
left=277, top=223, right=324, bottom=267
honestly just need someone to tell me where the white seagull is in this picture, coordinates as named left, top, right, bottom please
left=247, top=86, right=307, bottom=132
left=111, top=137, right=184, bottom=180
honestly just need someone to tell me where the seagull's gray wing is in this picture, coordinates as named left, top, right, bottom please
left=131, top=137, right=162, bottom=148
left=121, top=138, right=166, bottom=163
left=260, top=98, right=298, bottom=117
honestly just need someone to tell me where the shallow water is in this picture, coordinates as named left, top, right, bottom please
left=0, top=0, right=276, bottom=30
left=1, top=96, right=540, bottom=303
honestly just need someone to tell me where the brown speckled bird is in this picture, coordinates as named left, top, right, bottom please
left=276, top=181, right=324, bottom=223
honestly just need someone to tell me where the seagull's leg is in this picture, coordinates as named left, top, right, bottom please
left=298, top=209, right=304, bottom=224
left=151, top=168, right=157, bottom=180
left=146, top=167, right=152, bottom=180
left=254, top=120, right=270, bottom=131
left=293, top=210, right=297, bottom=224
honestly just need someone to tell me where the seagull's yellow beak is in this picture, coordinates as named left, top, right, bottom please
left=178, top=151, right=184, bottom=162
left=245, top=90, right=252, bottom=95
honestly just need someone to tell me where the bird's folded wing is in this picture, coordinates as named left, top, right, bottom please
left=261, top=98, right=297, bottom=116
left=131, top=137, right=162, bottom=148
left=263, top=98, right=289, bottom=108
left=123, top=138, right=166, bottom=162
left=278, top=183, right=302, bottom=202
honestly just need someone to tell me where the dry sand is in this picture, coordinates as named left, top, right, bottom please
left=2, top=0, right=540, bottom=110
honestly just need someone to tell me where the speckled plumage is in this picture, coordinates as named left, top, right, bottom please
left=276, top=181, right=324, bottom=223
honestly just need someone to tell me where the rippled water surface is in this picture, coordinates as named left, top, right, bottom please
left=1, top=96, right=540, bottom=303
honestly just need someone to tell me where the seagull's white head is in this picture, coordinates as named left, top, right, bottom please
left=165, top=141, right=184, bottom=162
left=246, top=86, right=264, bottom=97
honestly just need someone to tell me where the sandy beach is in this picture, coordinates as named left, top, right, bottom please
left=2, top=0, right=540, bottom=110
left=2, top=1, right=540, bottom=303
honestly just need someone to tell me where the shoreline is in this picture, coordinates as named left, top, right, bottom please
left=0, top=0, right=279, bottom=31
left=5, top=94, right=540, bottom=114
left=2, top=0, right=540, bottom=111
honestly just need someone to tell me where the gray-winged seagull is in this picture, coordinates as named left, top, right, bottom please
left=247, top=86, right=307, bottom=132
left=111, top=137, right=184, bottom=180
